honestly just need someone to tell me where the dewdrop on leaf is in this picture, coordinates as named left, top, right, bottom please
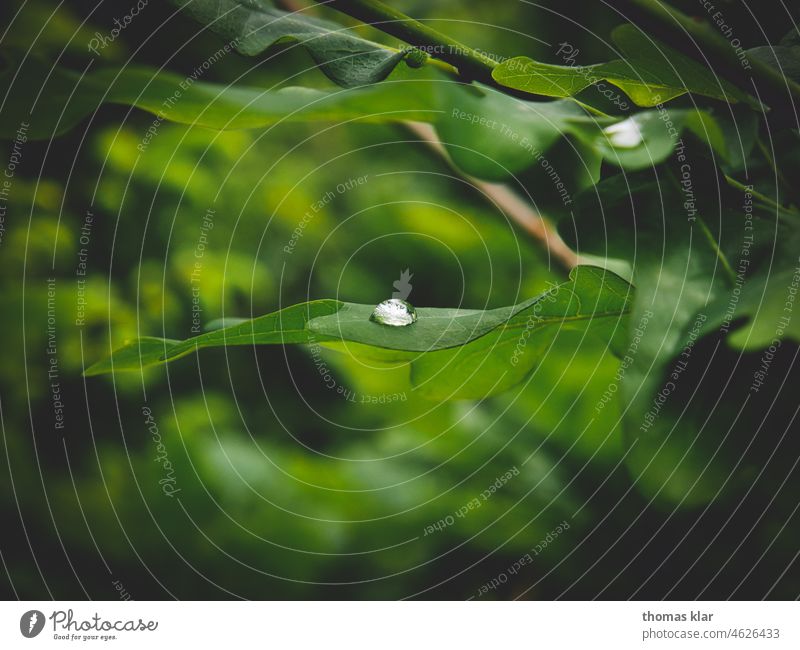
left=370, top=299, right=417, bottom=327
left=603, top=118, right=644, bottom=149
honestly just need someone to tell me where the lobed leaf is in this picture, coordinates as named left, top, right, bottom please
left=170, top=0, right=410, bottom=87
left=493, top=24, right=754, bottom=107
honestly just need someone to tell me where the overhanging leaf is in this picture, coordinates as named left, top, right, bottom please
left=0, top=52, right=441, bottom=139
left=0, top=53, right=728, bottom=180
left=170, top=0, right=410, bottom=87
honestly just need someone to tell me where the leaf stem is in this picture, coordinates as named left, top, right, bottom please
left=756, top=137, right=797, bottom=208
left=725, top=175, right=798, bottom=220
left=572, top=99, right=611, bottom=118
left=313, top=0, right=498, bottom=83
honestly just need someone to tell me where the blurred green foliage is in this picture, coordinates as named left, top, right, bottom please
left=1, top=0, right=799, bottom=600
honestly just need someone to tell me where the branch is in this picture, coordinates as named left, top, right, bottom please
left=312, top=0, right=498, bottom=84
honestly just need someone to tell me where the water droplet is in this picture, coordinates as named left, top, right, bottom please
left=370, top=298, right=417, bottom=327
left=603, top=117, right=643, bottom=149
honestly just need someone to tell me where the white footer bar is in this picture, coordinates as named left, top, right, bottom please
left=1, top=601, right=796, bottom=648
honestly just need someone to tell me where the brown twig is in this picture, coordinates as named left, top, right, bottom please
left=276, top=0, right=578, bottom=272
left=405, top=122, right=578, bottom=273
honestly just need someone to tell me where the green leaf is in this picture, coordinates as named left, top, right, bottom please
left=561, top=166, right=736, bottom=426
left=0, top=52, right=441, bottom=139
left=558, top=163, right=800, bottom=507
left=416, top=74, right=731, bottom=182
left=747, top=28, right=800, bottom=83
left=493, top=24, right=752, bottom=107
left=620, top=333, right=799, bottom=509
left=84, top=300, right=342, bottom=376
left=408, top=266, right=632, bottom=400
left=716, top=107, right=758, bottom=173
left=82, top=337, right=183, bottom=378
left=704, top=224, right=800, bottom=350
left=170, top=0, right=408, bottom=87
left=307, top=299, right=540, bottom=353
left=1, top=52, right=726, bottom=183
left=433, top=82, right=586, bottom=181
left=492, top=58, right=597, bottom=98
left=85, top=266, right=633, bottom=403
left=568, top=108, right=727, bottom=171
